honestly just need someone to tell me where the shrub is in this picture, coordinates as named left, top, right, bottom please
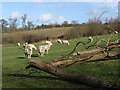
left=64, top=21, right=109, bottom=39
left=64, top=26, right=84, bottom=39
left=23, top=33, right=47, bottom=43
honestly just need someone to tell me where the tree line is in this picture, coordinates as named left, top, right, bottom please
left=1, top=14, right=34, bottom=32
left=0, top=14, right=80, bottom=33
left=0, top=14, right=119, bottom=36
left=64, top=17, right=119, bottom=39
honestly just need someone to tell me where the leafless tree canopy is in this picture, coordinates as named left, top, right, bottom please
left=21, top=14, right=27, bottom=30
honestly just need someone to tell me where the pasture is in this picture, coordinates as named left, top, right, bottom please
left=2, top=34, right=119, bottom=88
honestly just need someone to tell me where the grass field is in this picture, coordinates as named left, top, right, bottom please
left=2, top=33, right=120, bottom=88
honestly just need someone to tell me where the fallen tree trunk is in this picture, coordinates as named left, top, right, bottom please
left=51, top=55, right=93, bottom=67
left=26, top=60, right=120, bottom=88
left=76, top=48, right=104, bottom=55
left=51, top=51, right=120, bottom=67
left=52, top=41, right=120, bottom=63
left=74, top=44, right=120, bottom=56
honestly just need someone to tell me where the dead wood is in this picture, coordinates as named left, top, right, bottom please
left=51, top=38, right=98, bottom=63
left=74, top=44, right=120, bottom=56
left=51, top=55, right=93, bottom=67
left=51, top=41, right=87, bottom=63
left=26, top=60, right=120, bottom=88
left=76, top=48, right=104, bottom=55
left=51, top=34, right=119, bottom=63
left=66, top=51, right=120, bottom=67
left=51, top=50, right=120, bottom=68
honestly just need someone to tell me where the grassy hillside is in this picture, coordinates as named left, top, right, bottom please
left=2, top=27, right=73, bottom=45
left=2, top=34, right=119, bottom=88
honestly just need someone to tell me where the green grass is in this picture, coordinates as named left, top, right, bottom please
left=2, top=33, right=120, bottom=88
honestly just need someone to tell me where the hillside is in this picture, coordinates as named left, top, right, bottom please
left=2, top=27, right=73, bottom=46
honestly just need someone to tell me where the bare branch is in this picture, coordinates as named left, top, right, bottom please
left=51, top=41, right=84, bottom=63
left=51, top=38, right=98, bottom=63
left=97, top=11, right=108, bottom=21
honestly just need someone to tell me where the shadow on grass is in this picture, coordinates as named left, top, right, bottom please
left=96, top=54, right=120, bottom=61
left=17, top=57, right=26, bottom=59
left=7, top=73, right=61, bottom=80
left=31, top=54, right=38, bottom=57
left=6, top=73, right=92, bottom=88
left=17, top=54, right=38, bottom=59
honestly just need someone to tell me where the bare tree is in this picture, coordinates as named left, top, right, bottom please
left=71, top=20, right=78, bottom=26
left=0, top=19, right=8, bottom=30
left=27, top=20, right=34, bottom=30
left=62, top=21, right=69, bottom=27
left=8, top=17, right=18, bottom=31
left=21, top=14, right=27, bottom=30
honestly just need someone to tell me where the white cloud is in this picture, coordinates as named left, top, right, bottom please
left=57, top=16, right=66, bottom=24
left=87, top=3, right=118, bottom=15
left=38, top=13, right=67, bottom=24
left=10, top=11, right=21, bottom=18
left=88, top=6, right=110, bottom=15
left=10, top=12, right=33, bottom=20
left=38, top=13, right=55, bottom=23
left=88, top=9, right=100, bottom=15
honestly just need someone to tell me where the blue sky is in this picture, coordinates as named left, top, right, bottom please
left=1, top=1, right=119, bottom=26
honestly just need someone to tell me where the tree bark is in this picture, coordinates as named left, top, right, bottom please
left=75, top=44, right=120, bottom=56
left=77, top=48, right=104, bottom=55
left=51, top=51, right=120, bottom=67
left=26, top=60, right=120, bottom=88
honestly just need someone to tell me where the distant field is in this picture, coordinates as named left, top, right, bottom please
left=2, top=33, right=119, bottom=88
left=2, top=27, right=73, bottom=45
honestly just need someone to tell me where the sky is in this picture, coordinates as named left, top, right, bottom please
left=1, top=0, right=119, bottom=26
